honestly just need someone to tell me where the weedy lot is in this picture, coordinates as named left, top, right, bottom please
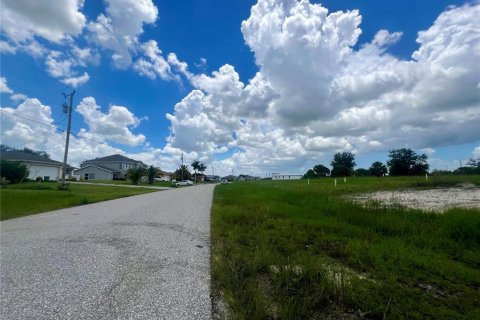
left=0, top=182, right=158, bottom=220
left=211, top=176, right=480, bottom=319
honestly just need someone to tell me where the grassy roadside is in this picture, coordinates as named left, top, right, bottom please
left=211, top=176, right=480, bottom=319
left=0, top=182, right=158, bottom=220
left=74, top=179, right=175, bottom=188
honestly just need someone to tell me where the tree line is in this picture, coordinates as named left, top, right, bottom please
left=0, top=144, right=50, bottom=159
left=304, top=148, right=436, bottom=178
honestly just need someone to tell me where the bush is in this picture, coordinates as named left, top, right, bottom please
left=68, top=177, right=78, bottom=181
left=35, top=176, right=43, bottom=182
left=0, top=160, right=29, bottom=184
left=57, top=183, right=70, bottom=191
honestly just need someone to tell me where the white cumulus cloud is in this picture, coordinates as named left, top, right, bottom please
left=87, top=0, right=158, bottom=68
left=76, top=97, right=146, bottom=146
left=62, top=72, right=90, bottom=88
left=0, top=0, right=86, bottom=43
left=0, top=77, right=14, bottom=94
left=164, top=0, right=480, bottom=175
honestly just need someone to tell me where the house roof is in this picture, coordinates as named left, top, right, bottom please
left=83, top=154, right=139, bottom=164
left=1, top=151, right=64, bottom=166
left=74, top=164, right=120, bottom=173
left=157, top=170, right=173, bottom=176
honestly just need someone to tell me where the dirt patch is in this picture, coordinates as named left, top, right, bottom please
left=353, top=183, right=480, bottom=212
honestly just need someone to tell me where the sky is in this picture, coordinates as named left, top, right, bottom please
left=1, top=0, right=479, bottom=177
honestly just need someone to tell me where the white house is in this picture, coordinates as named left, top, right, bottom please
left=272, top=174, right=303, bottom=180
left=0, top=151, right=74, bottom=181
left=156, top=170, right=173, bottom=182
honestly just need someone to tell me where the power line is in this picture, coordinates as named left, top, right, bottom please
left=1, top=109, right=151, bottom=164
left=0, top=109, right=65, bottom=132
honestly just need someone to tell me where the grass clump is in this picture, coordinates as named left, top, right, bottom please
left=211, top=176, right=480, bottom=319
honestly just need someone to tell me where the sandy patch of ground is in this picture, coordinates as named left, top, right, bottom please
left=353, top=183, right=480, bottom=212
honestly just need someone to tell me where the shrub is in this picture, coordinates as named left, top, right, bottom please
left=57, top=183, right=70, bottom=191
left=0, top=160, right=29, bottom=183
left=35, top=176, right=43, bottom=182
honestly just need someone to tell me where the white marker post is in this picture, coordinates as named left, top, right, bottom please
left=425, top=173, right=428, bottom=181
left=335, top=179, right=337, bottom=187
left=344, top=177, right=346, bottom=183
left=308, top=178, right=310, bottom=185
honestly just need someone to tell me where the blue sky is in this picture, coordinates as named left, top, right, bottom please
left=1, top=0, right=479, bottom=176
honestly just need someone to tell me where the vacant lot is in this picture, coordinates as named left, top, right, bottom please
left=211, top=176, right=480, bottom=319
left=353, top=183, right=480, bottom=212
left=0, top=182, right=158, bottom=220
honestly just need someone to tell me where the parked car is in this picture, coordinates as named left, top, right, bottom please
left=220, top=179, right=229, bottom=185
left=176, top=180, right=193, bottom=186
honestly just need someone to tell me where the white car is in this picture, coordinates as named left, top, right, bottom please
left=176, top=180, right=193, bottom=186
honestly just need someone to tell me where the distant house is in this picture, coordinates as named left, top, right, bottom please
left=74, top=154, right=144, bottom=181
left=272, top=174, right=302, bottom=180
left=156, top=169, right=173, bottom=182
left=195, top=174, right=205, bottom=183
left=0, top=151, right=74, bottom=181
left=205, top=175, right=221, bottom=182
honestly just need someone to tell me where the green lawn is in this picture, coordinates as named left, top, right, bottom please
left=74, top=179, right=175, bottom=188
left=0, top=182, right=158, bottom=220
left=211, top=175, right=480, bottom=319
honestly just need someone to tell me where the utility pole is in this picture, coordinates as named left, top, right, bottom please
left=181, top=152, right=184, bottom=180
left=61, top=90, right=75, bottom=186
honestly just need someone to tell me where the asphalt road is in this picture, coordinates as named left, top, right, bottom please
left=0, top=184, right=215, bottom=320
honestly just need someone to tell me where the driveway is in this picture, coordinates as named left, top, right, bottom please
left=0, top=184, right=215, bottom=320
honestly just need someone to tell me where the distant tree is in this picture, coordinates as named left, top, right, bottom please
left=354, top=168, right=370, bottom=177
left=127, top=167, right=147, bottom=185
left=431, top=169, right=452, bottom=176
left=331, top=164, right=352, bottom=177
left=466, top=158, right=480, bottom=168
left=303, top=169, right=317, bottom=179
left=0, top=144, right=50, bottom=159
left=313, top=164, right=330, bottom=177
left=198, top=162, right=207, bottom=174
left=369, top=161, right=388, bottom=177
left=147, top=165, right=157, bottom=185
left=0, top=160, right=29, bottom=184
left=387, top=148, right=429, bottom=176
left=175, top=165, right=192, bottom=180
left=0, top=144, right=13, bottom=152
left=454, top=166, right=480, bottom=175
left=331, top=152, right=356, bottom=177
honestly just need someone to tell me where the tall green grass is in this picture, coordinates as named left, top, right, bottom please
left=211, top=176, right=480, bottom=319
left=0, top=182, right=158, bottom=220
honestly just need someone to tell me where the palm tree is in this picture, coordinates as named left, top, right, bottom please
left=198, top=163, right=207, bottom=182
left=147, top=165, right=157, bottom=185
left=175, top=165, right=192, bottom=180
left=191, top=160, right=200, bottom=184
left=127, top=167, right=146, bottom=185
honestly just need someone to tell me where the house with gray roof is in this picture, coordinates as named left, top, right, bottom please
left=74, top=154, right=144, bottom=180
left=0, top=151, right=74, bottom=181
